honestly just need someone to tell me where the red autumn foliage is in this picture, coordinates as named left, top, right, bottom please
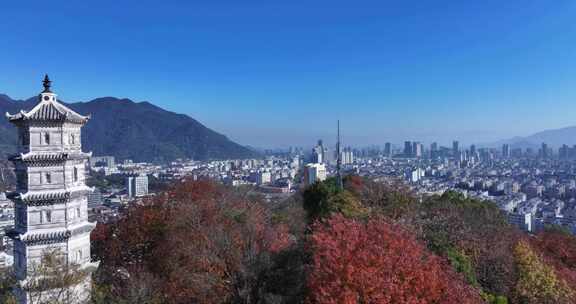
left=94, top=179, right=294, bottom=303
left=343, top=175, right=365, bottom=194
left=307, top=214, right=482, bottom=304
left=532, top=229, right=576, bottom=290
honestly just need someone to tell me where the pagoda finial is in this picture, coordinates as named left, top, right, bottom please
left=42, top=74, right=52, bottom=93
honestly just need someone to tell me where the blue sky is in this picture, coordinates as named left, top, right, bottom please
left=1, top=1, right=576, bottom=148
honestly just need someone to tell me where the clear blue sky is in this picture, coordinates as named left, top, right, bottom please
left=2, top=0, right=576, bottom=148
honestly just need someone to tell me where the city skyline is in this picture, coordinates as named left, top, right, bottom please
left=2, top=1, right=576, bottom=147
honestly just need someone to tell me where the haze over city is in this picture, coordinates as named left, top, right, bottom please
left=2, top=1, right=576, bottom=147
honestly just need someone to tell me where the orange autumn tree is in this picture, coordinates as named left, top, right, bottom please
left=307, top=214, right=483, bottom=304
left=93, top=179, right=294, bottom=304
left=157, top=180, right=293, bottom=303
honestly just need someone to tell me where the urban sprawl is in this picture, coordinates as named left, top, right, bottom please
left=2, top=138, right=576, bottom=267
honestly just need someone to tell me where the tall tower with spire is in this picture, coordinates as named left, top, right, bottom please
left=6, top=76, right=97, bottom=303
left=336, top=120, right=343, bottom=191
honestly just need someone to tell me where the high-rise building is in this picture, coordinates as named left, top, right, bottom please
left=303, top=163, right=327, bottom=186
left=290, top=156, right=301, bottom=169
left=406, top=167, right=425, bottom=183
left=335, top=121, right=343, bottom=190
left=404, top=141, right=412, bottom=157
left=559, top=144, right=569, bottom=159
left=413, top=142, right=422, bottom=158
left=502, top=144, right=510, bottom=158
left=127, top=173, right=149, bottom=198
left=452, top=141, right=459, bottom=156
left=430, top=142, right=438, bottom=158
left=312, top=140, right=325, bottom=164
left=541, top=143, right=549, bottom=158
left=341, top=147, right=354, bottom=165
left=384, top=142, right=391, bottom=157
left=256, top=171, right=272, bottom=185
left=6, top=76, right=97, bottom=302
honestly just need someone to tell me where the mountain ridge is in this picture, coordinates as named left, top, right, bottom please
left=0, top=94, right=259, bottom=162
left=483, top=126, right=576, bottom=149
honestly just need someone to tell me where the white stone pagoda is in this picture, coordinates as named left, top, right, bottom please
left=6, top=75, right=97, bottom=303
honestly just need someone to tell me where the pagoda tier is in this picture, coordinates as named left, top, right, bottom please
left=7, top=186, right=93, bottom=206
left=6, top=96, right=89, bottom=124
left=9, top=151, right=92, bottom=163
left=6, top=222, right=96, bottom=246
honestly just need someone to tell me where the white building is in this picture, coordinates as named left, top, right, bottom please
left=508, top=212, right=533, bottom=232
left=256, top=171, right=271, bottom=185
left=312, top=140, right=325, bottom=164
left=407, top=168, right=425, bottom=183
left=414, top=143, right=423, bottom=158
left=303, top=163, right=327, bottom=186
left=340, top=149, right=354, bottom=165
left=127, top=173, right=149, bottom=198
left=6, top=76, right=97, bottom=303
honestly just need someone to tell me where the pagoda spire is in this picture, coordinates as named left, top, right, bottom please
left=42, top=74, right=52, bottom=93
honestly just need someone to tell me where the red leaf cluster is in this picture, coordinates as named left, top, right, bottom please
left=532, top=230, right=576, bottom=291
left=94, top=180, right=294, bottom=303
left=307, top=214, right=482, bottom=304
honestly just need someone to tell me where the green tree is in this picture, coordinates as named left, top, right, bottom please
left=302, top=177, right=366, bottom=222
left=21, top=248, right=90, bottom=304
left=446, top=247, right=477, bottom=286
left=347, top=177, right=417, bottom=220
left=412, top=191, right=520, bottom=299
left=0, top=266, right=17, bottom=304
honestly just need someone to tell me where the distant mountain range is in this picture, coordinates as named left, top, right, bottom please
left=0, top=94, right=259, bottom=162
left=486, top=126, right=576, bottom=149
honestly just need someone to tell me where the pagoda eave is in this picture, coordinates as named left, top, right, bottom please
left=8, top=187, right=94, bottom=204
left=9, top=151, right=92, bottom=163
left=7, top=222, right=96, bottom=245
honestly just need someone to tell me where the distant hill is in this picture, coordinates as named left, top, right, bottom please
left=487, top=126, right=576, bottom=149
left=0, top=94, right=259, bottom=162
